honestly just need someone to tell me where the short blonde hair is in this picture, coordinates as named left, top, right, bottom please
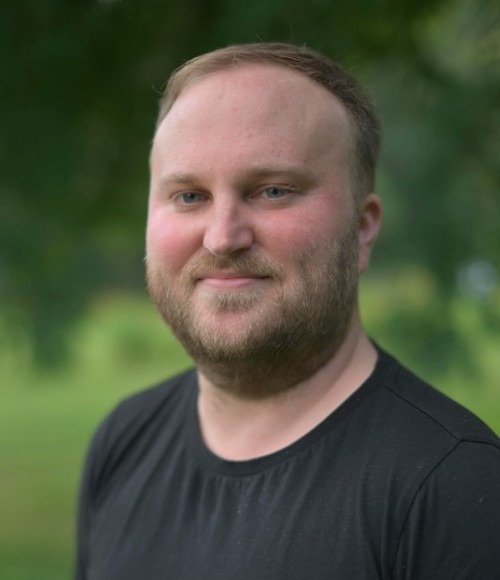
left=156, top=42, right=380, bottom=200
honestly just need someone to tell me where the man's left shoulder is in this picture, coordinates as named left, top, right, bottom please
left=377, top=356, right=500, bottom=579
left=377, top=350, right=499, bottom=446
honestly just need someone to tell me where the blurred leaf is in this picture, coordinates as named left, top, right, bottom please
left=1, top=0, right=499, bottom=367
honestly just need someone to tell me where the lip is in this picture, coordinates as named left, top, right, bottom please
left=197, top=272, right=270, bottom=290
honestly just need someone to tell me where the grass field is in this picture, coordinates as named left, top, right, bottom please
left=1, top=278, right=498, bottom=580
left=0, top=294, right=192, bottom=580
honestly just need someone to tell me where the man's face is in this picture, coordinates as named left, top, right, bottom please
left=147, top=65, right=367, bottom=397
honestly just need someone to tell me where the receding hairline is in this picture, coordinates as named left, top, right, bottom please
left=156, top=44, right=362, bottom=125
left=154, top=43, right=381, bottom=200
left=152, top=63, right=356, bottom=196
left=156, top=61, right=354, bottom=136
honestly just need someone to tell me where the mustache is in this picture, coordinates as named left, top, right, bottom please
left=185, top=253, right=285, bottom=280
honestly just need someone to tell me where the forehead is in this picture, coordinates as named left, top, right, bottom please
left=152, top=64, right=352, bottom=172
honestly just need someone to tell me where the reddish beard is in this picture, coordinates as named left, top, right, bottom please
left=146, top=224, right=359, bottom=399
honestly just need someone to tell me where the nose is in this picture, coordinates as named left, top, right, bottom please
left=203, top=197, right=254, bottom=257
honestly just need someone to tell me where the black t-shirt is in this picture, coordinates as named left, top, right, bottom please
left=75, top=350, right=500, bottom=579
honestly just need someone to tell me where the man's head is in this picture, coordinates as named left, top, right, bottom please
left=156, top=42, right=380, bottom=203
left=146, top=43, right=382, bottom=398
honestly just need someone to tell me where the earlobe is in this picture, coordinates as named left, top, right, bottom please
left=358, top=193, right=382, bottom=274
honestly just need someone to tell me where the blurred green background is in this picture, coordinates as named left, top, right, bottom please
left=1, top=0, right=499, bottom=578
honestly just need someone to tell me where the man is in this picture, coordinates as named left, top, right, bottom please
left=76, top=43, right=500, bottom=579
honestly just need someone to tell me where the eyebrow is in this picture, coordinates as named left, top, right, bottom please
left=157, top=166, right=318, bottom=188
left=245, top=165, right=317, bottom=184
left=158, top=173, right=199, bottom=187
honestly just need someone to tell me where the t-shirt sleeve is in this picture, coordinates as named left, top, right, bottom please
left=74, top=414, right=115, bottom=580
left=391, top=440, right=500, bottom=580
left=72, top=381, right=180, bottom=579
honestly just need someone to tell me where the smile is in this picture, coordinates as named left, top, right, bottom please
left=197, top=274, right=270, bottom=290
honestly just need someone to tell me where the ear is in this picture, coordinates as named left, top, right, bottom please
left=357, top=193, right=382, bottom=274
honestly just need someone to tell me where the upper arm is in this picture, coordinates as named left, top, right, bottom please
left=392, top=441, right=500, bottom=579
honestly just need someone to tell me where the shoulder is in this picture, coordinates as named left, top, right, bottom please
left=392, top=435, right=500, bottom=578
left=373, top=349, right=498, bottom=447
left=82, top=368, right=197, bottom=497
left=94, top=368, right=197, bottom=445
left=103, top=368, right=197, bottom=432
left=361, top=351, right=500, bottom=576
left=353, top=349, right=500, bottom=522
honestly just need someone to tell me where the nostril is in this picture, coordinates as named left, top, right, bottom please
left=204, top=243, right=228, bottom=257
left=203, top=216, right=254, bottom=257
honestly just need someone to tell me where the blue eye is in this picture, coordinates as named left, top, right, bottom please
left=262, top=186, right=289, bottom=199
left=180, top=192, right=203, bottom=204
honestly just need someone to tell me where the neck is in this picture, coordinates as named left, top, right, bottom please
left=197, top=314, right=377, bottom=461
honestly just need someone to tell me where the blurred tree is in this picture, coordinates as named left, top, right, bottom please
left=0, top=0, right=498, bottom=368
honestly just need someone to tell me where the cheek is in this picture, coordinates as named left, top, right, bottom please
left=264, top=205, right=343, bottom=259
left=146, top=210, right=200, bottom=274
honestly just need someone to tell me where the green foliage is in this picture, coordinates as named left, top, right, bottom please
left=1, top=0, right=499, bottom=365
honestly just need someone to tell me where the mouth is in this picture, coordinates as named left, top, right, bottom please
left=196, top=272, right=271, bottom=290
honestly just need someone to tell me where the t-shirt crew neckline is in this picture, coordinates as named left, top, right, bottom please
left=186, top=346, right=392, bottom=477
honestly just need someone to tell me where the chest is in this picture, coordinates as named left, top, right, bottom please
left=87, top=448, right=400, bottom=580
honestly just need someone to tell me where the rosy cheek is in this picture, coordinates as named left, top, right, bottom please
left=146, top=210, right=202, bottom=273
left=146, top=211, right=165, bottom=256
left=260, top=210, right=324, bottom=254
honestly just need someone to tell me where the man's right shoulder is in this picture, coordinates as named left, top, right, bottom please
left=103, top=367, right=197, bottom=430
left=83, top=368, right=197, bottom=489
